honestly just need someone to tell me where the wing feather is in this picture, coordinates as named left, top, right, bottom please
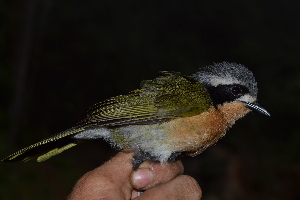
left=80, top=71, right=211, bottom=126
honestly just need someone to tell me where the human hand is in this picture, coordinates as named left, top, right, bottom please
left=67, top=152, right=202, bottom=199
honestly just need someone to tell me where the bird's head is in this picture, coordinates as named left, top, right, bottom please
left=193, top=62, right=270, bottom=117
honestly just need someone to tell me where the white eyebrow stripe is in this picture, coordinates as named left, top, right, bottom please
left=206, top=76, right=240, bottom=87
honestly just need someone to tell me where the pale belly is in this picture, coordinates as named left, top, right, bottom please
left=111, top=101, right=250, bottom=162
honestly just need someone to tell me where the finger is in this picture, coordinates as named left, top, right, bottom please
left=135, top=175, right=202, bottom=200
left=68, top=151, right=134, bottom=200
left=131, top=159, right=184, bottom=190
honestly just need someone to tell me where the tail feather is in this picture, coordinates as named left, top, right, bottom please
left=37, top=143, right=78, bottom=162
left=1, top=126, right=88, bottom=162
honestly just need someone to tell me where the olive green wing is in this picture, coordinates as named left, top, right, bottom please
left=81, top=71, right=212, bottom=126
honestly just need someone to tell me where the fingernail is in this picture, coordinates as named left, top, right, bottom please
left=132, top=168, right=153, bottom=189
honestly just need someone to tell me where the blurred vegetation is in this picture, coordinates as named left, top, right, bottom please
left=1, top=0, right=299, bottom=199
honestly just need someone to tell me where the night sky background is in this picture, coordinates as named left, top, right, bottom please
left=1, top=1, right=300, bottom=199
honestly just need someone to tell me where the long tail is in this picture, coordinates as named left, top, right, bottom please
left=1, top=125, right=93, bottom=162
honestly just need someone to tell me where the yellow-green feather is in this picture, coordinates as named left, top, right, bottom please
left=2, top=71, right=212, bottom=162
left=1, top=126, right=87, bottom=162
left=83, top=71, right=212, bottom=125
left=37, top=143, right=77, bottom=162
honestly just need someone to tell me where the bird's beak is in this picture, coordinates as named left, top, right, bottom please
left=244, top=102, right=270, bottom=116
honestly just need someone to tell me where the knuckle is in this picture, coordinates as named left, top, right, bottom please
left=178, top=175, right=202, bottom=200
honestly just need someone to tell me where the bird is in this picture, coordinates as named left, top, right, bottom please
left=1, top=62, right=270, bottom=168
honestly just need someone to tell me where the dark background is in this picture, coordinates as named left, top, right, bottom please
left=1, top=1, right=299, bottom=199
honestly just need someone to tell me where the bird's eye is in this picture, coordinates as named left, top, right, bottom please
left=231, top=86, right=242, bottom=95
